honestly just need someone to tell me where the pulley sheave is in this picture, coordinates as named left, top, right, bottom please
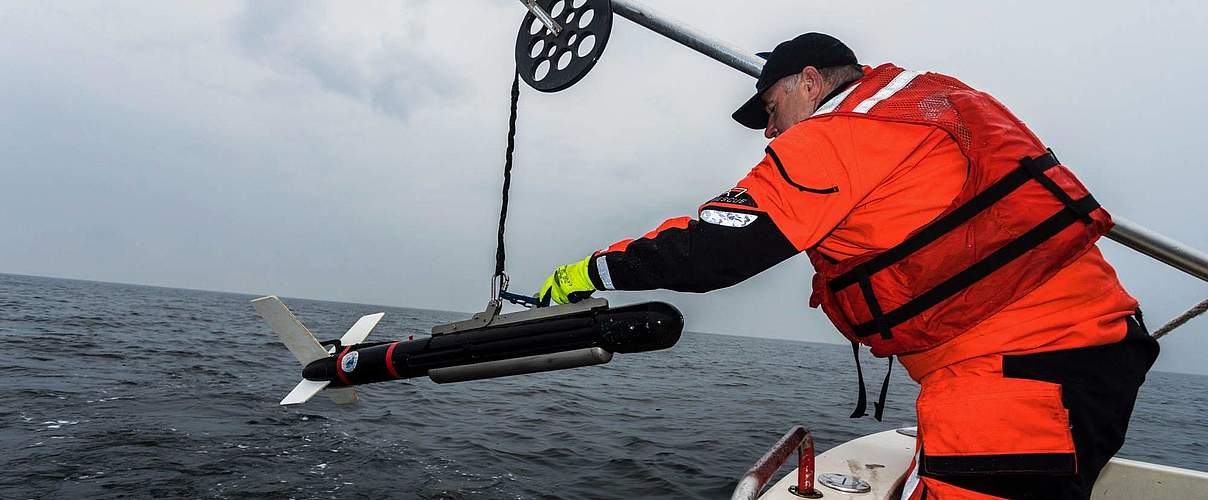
left=515, top=0, right=612, bottom=92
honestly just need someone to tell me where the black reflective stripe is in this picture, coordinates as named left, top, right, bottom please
left=829, top=152, right=1061, bottom=292
left=764, top=146, right=840, bottom=194
left=922, top=452, right=1076, bottom=476
left=851, top=195, right=1100, bottom=337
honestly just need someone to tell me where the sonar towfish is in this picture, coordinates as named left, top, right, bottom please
left=251, top=296, right=682, bottom=405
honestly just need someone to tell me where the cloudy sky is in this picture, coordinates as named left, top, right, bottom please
left=2, top=1, right=1206, bottom=374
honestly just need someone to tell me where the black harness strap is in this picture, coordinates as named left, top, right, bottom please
left=848, top=344, right=893, bottom=422
left=1021, top=150, right=1094, bottom=224
left=849, top=341, right=868, bottom=419
left=855, top=267, right=894, bottom=340
left=874, top=356, right=893, bottom=421
left=850, top=194, right=1101, bottom=337
left=829, top=152, right=1062, bottom=292
left=829, top=151, right=1090, bottom=418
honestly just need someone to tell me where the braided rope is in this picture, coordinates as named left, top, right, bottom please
left=1152, top=297, right=1208, bottom=340
left=494, top=70, right=521, bottom=278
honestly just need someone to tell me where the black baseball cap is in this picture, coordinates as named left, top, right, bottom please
left=732, top=33, right=858, bottom=129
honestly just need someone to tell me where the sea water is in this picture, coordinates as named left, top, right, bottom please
left=0, top=273, right=1204, bottom=499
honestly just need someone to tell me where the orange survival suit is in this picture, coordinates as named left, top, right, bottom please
left=582, top=64, right=1157, bottom=499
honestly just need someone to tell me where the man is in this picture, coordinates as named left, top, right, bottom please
left=536, top=33, right=1158, bottom=499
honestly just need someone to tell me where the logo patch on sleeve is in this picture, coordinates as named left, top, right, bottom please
left=709, top=187, right=758, bottom=208
left=700, top=209, right=758, bottom=227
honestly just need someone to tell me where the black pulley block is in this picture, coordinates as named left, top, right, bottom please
left=515, top=0, right=612, bottom=92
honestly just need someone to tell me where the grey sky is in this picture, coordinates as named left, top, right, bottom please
left=1, top=1, right=1205, bottom=374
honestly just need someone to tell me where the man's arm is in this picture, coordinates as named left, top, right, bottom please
left=587, top=201, right=797, bottom=293
left=589, top=132, right=858, bottom=293
left=538, top=122, right=874, bottom=304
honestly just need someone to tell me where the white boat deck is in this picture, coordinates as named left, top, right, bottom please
left=755, top=428, right=1208, bottom=500
left=758, top=429, right=915, bottom=500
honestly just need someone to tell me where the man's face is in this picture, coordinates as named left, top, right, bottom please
left=761, top=68, right=823, bottom=139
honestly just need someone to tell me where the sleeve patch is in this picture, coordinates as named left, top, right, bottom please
left=708, top=188, right=758, bottom=208
left=700, top=209, right=759, bottom=227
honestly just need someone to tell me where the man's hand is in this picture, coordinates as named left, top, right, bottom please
left=536, top=255, right=596, bottom=306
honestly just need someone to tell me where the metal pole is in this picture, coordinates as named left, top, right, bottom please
left=1106, top=217, right=1208, bottom=283
left=609, top=0, right=1208, bottom=283
left=610, top=0, right=761, bottom=78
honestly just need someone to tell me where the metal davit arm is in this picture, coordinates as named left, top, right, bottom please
left=608, top=0, right=1208, bottom=284
left=1106, top=217, right=1208, bottom=282
left=611, top=0, right=761, bottom=78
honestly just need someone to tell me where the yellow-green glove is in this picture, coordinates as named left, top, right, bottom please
left=536, top=255, right=596, bottom=306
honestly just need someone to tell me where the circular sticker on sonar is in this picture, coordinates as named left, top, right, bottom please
left=341, top=351, right=359, bottom=373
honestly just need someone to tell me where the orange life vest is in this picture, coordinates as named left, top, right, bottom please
left=805, top=63, right=1113, bottom=357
